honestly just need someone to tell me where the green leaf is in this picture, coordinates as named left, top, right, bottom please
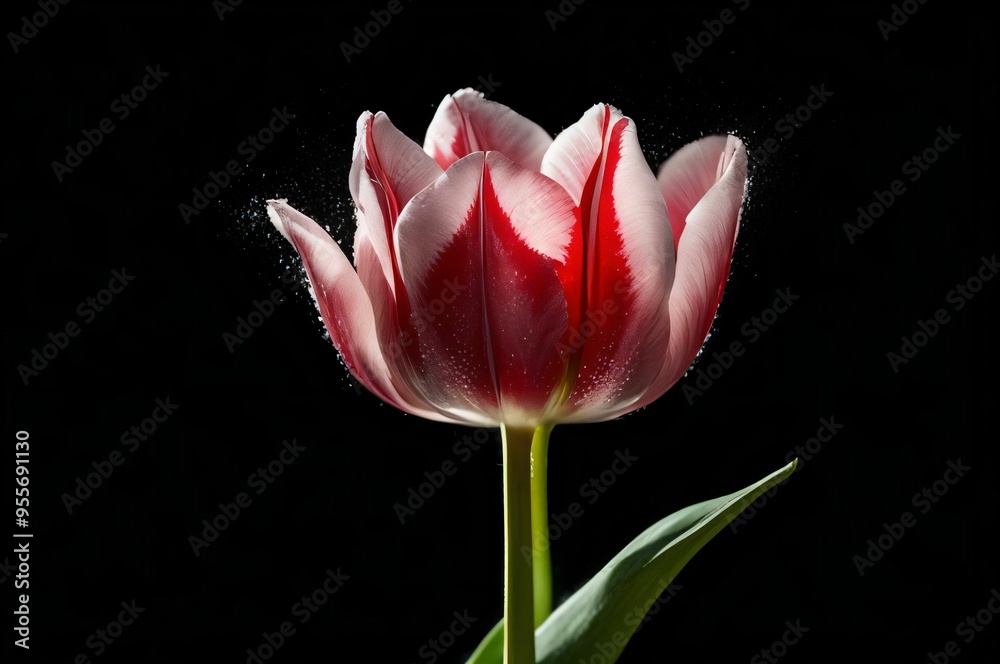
left=465, top=459, right=797, bottom=663
left=465, top=618, right=503, bottom=664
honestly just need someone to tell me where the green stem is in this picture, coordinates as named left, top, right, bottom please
left=530, top=424, right=554, bottom=626
left=501, top=424, right=536, bottom=664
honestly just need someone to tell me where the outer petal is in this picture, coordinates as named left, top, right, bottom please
left=599, top=135, right=748, bottom=420
left=655, top=134, right=737, bottom=248
left=352, top=222, right=479, bottom=425
left=266, top=199, right=458, bottom=424
left=541, top=105, right=675, bottom=423
left=353, top=221, right=396, bottom=354
left=423, top=89, right=553, bottom=172
left=540, top=104, right=609, bottom=206
left=348, top=111, right=443, bottom=295
left=394, top=152, right=576, bottom=427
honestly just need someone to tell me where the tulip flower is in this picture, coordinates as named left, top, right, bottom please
left=267, top=88, right=749, bottom=663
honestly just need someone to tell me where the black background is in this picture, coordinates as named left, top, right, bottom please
left=3, top=1, right=998, bottom=663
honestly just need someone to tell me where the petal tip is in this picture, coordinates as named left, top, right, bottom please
left=721, top=135, right=749, bottom=191
left=353, top=111, right=373, bottom=160
left=450, top=87, right=484, bottom=100
left=265, top=198, right=292, bottom=243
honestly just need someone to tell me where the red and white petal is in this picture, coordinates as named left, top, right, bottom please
left=658, top=135, right=745, bottom=387
left=655, top=134, right=736, bottom=248
left=542, top=106, right=675, bottom=423
left=266, top=199, right=458, bottom=424
left=423, top=89, right=553, bottom=172
left=598, top=135, right=748, bottom=420
left=393, top=152, right=574, bottom=426
left=540, top=104, right=609, bottom=206
left=348, top=111, right=443, bottom=294
left=353, top=223, right=480, bottom=425
left=353, top=220, right=399, bottom=353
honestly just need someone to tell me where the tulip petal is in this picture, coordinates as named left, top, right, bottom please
left=540, top=104, right=611, bottom=207
left=542, top=105, right=675, bottom=422
left=353, top=219, right=401, bottom=356
left=353, top=221, right=478, bottom=424
left=349, top=111, right=443, bottom=295
left=655, top=134, right=738, bottom=247
left=266, top=199, right=459, bottom=424
left=657, top=136, right=746, bottom=387
left=394, top=152, right=574, bottom=426
left=423, top=89, right=553, bottom=172
left=601, top=135, right=748, bottom=420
